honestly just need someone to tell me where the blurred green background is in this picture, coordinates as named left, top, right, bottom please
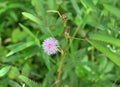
left=0, top=0, right=120, bottom=87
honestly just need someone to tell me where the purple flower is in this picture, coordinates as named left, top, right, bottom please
left=42, top=37, right=59, bottom=55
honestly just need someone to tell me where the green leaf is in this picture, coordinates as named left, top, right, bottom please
left=19, top=24, right=35, bottom=38
left=22, top=12, right=42, bottom=25
left=86, top=15, right=106, bottom=30
left=70, top=0, right=81, bottom=19
left=42, top=53, right=51, bottom=70
left=0, top=66, right=11, bottom=77
left=9, top=80, right=21, bottom=87
left=22, top=64, right=31, bottom=76
left=0, top=78, right=9, bottom=87
left=19, top=24, right=40, bottom=47
left=80, top=0, right=96, bottom=11
left=47, top=0, right=58, bottom=10
left=22, top=46, right=40, bottom=60
left=42, top=66, right=57, bottom=87
left=104, top=4, right=120, bottom=18
left=7, top=42, right=24, bottom=50
left=31, top=0, right=45, bottom=17
left=88, top=40, right=120, bottom=66
left=7, top=3, right=23, bottom=9
left=12, top=28, right=27, bottom=42
left=5, top=54, right=23, bottom=62
left=89, top=34, right=120, bottom=47
left=8, top=67, right=20, bottom=79
left=75, top=64, right=90, bottom=78
left=22, top=12, right=48, bottom=34
left=104, top=62, right=114, bottom=73
left=18, top=75, right=39, bottom=87
left=6, top=41, right=35, bottom=57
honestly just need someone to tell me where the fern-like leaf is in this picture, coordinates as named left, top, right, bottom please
left=89, top=34, right=120, bottom=47
left=88, top=40, right=120, bottom=66
left=18, top=75, right=39, bottom=87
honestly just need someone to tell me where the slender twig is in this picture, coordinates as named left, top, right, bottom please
left=55, top=50, right=66, bottom=87
left=47, top=10, right=62, bottom=18
left=55, top=32, right=70, bottom=87
left=70, top=37, right=85, bottom=41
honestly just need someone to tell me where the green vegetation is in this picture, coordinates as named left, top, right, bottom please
left=0, top=0, right=120, bottom=87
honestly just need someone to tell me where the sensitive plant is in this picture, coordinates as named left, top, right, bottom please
left=0, top=0, right=120, bottom=87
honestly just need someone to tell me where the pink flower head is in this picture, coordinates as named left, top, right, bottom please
left=42, top=37, right=59, bottom=55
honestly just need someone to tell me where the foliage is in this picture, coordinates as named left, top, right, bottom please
left=0, top=0, right=120, bottom=87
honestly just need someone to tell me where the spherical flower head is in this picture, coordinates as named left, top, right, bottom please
left=42, top=37, right=59, bottom=55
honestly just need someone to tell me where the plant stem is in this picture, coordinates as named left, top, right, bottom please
left=55, top=32, right=69, bottom=87
left=70, top=37, right=85, bottom=41
left=56, top=51, right=66, bottom=87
